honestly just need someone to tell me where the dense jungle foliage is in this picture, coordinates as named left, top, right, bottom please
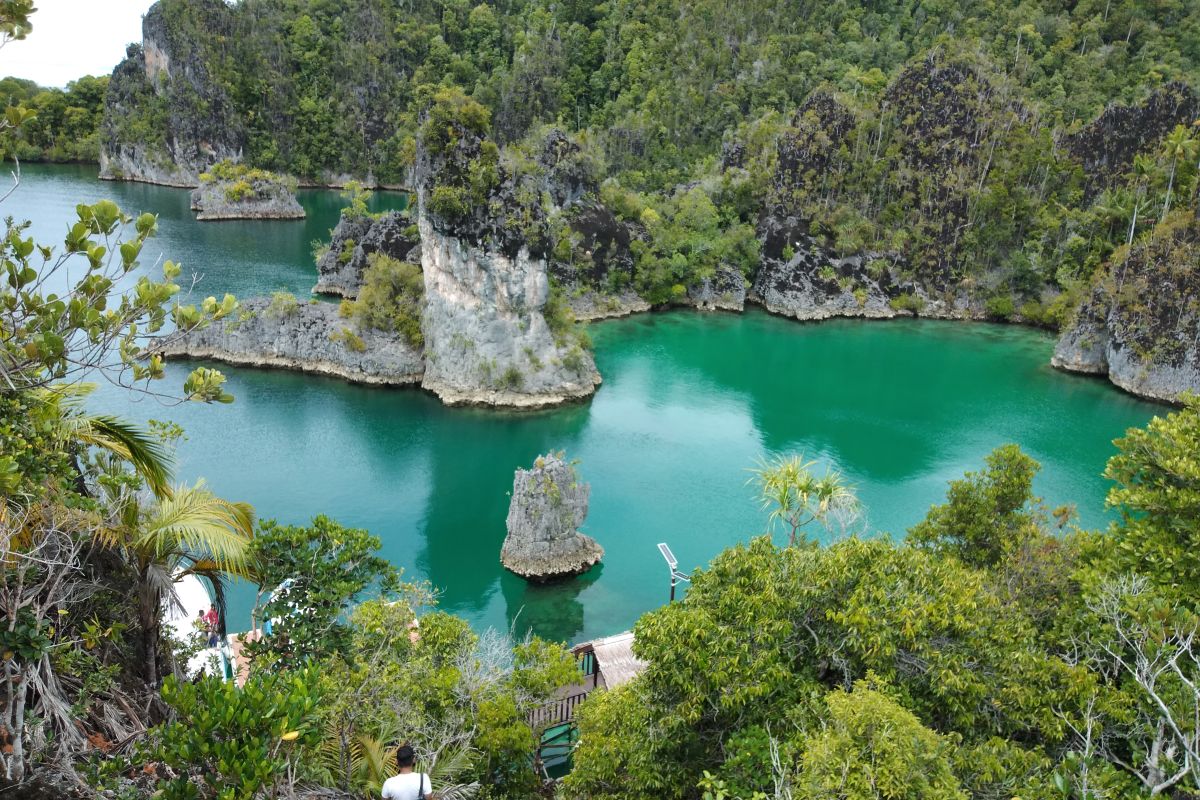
left=96, top=0, right=1200, bottom=315
left=0, top=74, right=108, bottom=161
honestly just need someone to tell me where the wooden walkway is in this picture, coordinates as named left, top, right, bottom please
left=530, top=631, right=646, bottom=728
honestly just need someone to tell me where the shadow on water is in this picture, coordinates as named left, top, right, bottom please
left=501, top=563, right=605, bottom=645
left=413, top=402, right=594, bottom=622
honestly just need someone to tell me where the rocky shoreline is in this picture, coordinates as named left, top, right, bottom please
left=158, top=298, right=423, bottom=386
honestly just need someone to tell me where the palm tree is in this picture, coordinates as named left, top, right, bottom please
left=750, top=454, right=861, bottom=546
left=36, top=383, right=173, bottom=499
left=1130, top=154, right=1155, bottom=241
left=1160, top=124, right=1199, bottom=219
left=97, top=479, right=255, bottom=685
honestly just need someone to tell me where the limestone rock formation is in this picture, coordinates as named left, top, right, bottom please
left=686, top=264, right=748, bottom=312
left=314, top=210, right=420, bottom=297
left=190, top=164, right=305, bottom=220
left=1063, top=82, right=1199, bottom=197
left=500, top=453, right=603, bottom=582
left=1053, top=217, right=1200, bottom=403
left=414, top=102, right=601, bottom=408
left=158, top=297, right=423, bottom=386
left=101, top=2, right=244, bottom=186
left=750, top=227, right=976, bottom=322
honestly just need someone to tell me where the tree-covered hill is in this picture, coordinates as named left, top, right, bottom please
left=0, top=75, right=108, bottom=161
left=100, top=0, right=1200, bottom=328
left=104, top=0, right=1200, bottom=185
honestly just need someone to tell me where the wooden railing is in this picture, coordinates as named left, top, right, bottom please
left=529, top=689, right=590, bottom=728
left=528, top=644, right=601, bottom=728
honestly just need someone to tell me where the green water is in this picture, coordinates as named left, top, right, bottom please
left=18, top=164, right=1161, bottom=645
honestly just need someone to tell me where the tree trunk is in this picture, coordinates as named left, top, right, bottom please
left=138, top=578, right=161, bottom=688
left=1162, top=159, right=1176, bottom=219
left=1, top=658, right=30, bottom=784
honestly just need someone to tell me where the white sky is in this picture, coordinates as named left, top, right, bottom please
left=2, top=0, right=155, bottom=88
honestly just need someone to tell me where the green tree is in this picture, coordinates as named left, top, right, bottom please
left=907, top=444, right=1042, bottom=569
left=1103, top=396, right=1200, bottom=604
left=796, top=681, right=967, bottom=800
left=247, top=515, right=400, bottom=667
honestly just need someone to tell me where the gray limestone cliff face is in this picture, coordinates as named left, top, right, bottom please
left=190, top=181, right=305, bottom=221
left=101, top=2, right=244, bottom=186
left=415, top=122, right=600, bottom=408
left=158, top=298, right=423, bottom=385
left=750, top=227, right=976, bottom=322
left=418, top=215, right=601, bottom=407
left=314, top=211, right=420, bottom=297
left=500, top=454, right=603, bottom=582
left=686, top=264, right=748, bottom=312
left=1052, top=222, right=1200, bottom=403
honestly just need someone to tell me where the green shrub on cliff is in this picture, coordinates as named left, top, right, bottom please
left=348, top=253, right=424, bottom=347
left=265, top=291, right=299, bottom=319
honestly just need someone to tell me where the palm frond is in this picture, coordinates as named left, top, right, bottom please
left=38, top=384, right=176, bottom=499
left=137, top=482, right=255, bottom=576
left=76, top=415, right=175, bottom=498
left=428, top=744, right=477, bottom=785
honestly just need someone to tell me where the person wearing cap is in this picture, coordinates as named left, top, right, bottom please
left=381, top=743, right=432, bottom=799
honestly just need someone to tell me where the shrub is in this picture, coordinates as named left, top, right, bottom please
left=223, top=179, right=256, bottom=202
left=352, top=253, right=425, bottom=347
left=985, top=294, right=1016, bottom=321
left=544, top=285, right=575, bottom=343
left=337, top=238, right=357, bottom=265
left=265, top=291, right=299, bottom=319
left=497, top=365, right=524, bottom=390
left=429, top=184, right=469, bottom=221
left=153, top=670, right=322, bottom=800
left=330, top=327, right=367, bottom=352
left=889, top=292, right=926, bottom=314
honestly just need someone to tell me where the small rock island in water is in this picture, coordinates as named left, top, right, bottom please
left=190, top=160, right=305, bottom=220
left=501, top=452, right=603, bottom=582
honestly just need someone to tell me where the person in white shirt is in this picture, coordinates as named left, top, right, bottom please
left=381, top=744, right=433, bottom=800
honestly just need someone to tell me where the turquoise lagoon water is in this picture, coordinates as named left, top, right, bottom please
left=17, top=164, right=1160, bottom=644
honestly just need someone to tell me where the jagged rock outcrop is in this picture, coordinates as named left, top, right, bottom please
left=1064, top=82, right=1199, bottom=197
left=750, top=226, right=975, bottom=321
left=567, top=289, right=651, bottom=321
left=767, top=90, right=857, bottom=218
left=551, top=201, right=648, bottom=320
left=1053, top=216, right=1200, bottom=403
left=686, top=264, right=748, bottom=312
left=500, top=453, right=603, bottom=582
left=101, top=2, right=243, bottom=186
left=415, top=100, right=601, bottom=408
left=158, top=297, right=423, bottom=385
left=190, top=164, right=305, bottom=220
left=314, top=211, right=420, bottom=297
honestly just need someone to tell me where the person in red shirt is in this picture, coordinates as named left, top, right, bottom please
left=203, top=604, right=220, bottom=648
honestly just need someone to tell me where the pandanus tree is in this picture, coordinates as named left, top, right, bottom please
left=750, top=453, right=861, bottom=546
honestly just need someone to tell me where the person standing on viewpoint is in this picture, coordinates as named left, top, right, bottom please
left=203, top=604, right=220, bottom=648
left=381, top=744, right=432, bottom=800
